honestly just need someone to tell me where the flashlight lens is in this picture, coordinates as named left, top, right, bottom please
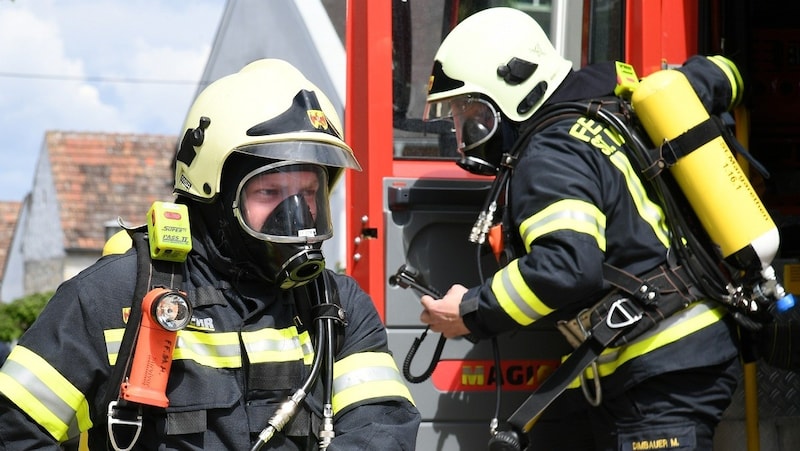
left=153, top=292, right=191, bottom=331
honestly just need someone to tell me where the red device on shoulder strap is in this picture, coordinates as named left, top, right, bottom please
left=120, top=288, right=191, bottom=407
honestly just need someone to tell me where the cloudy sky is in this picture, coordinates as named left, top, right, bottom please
left=0, top=0, right=226, bottom=202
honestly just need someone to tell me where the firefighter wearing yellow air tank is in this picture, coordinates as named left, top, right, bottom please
left=0, top=59, right=420, bottom=450
left=420, top=7, right=747, bottom=450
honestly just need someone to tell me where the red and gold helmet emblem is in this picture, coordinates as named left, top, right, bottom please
left=307, top=110, right=329, bottom=130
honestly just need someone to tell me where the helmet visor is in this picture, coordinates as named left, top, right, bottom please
left=424, top=95, right=499, bottom=154
left=237, top=141, right=361, bottom=172
left=234, top=163, right=332, bottom=243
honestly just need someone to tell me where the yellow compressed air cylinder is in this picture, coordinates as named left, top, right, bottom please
left=631, top=69, right=779, bottom=272
left=102, top=230, right=132, bottom=256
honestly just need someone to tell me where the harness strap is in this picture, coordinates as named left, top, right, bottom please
left=310, top=304, right=348, bottom=326
left=492, top=262, right=703, bottom=449
left=101, top=230, right=147, bottom=413
left=642, top=117, right=719, bottom=179
left=557, top=263, right=700, bottom=349
left=490, top=304, right=635, bottom=450
left=102, top=228, right=184, bottom=450
left=291, top=276, right=346, bottom=356
left=596, top=263, right=699, bottom=347
left=603, top=263, right=701, bottom=306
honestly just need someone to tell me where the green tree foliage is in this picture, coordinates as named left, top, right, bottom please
left=0, top=292, right=53, bottom=342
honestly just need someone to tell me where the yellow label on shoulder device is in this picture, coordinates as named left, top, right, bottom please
left=147, top=201, right=192, bottom=262
left=614, top=61, right=639, bottom=99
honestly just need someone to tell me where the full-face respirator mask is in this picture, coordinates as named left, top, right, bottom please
left=231, top=161, right=332, bottom=289
left=424, top=94, right=516, bottom=176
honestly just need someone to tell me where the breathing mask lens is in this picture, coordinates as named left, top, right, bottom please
left=424, top=95, right=500, bottom=162
left=450, top=96, right=499, bottom=153
left=235, top=163, right=331, bottom=243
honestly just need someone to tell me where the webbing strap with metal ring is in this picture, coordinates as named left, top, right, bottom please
left=488, top=304, right=636, bottom=451
left=642, top=117, right=719, bottom=180
left=490, top=262, right=699, bottom=450
left=101, top=228, right=184, bottom=451
left=106, top=401, right=142, bottom=451
left=575, top=309, right=602, bottom=407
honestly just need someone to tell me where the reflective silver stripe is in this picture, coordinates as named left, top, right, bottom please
left=331, top=352, right=414, bottom=413
left=106, top=326, right=313, bottom=368
left=332, top=365, right=401, bottom=394
left=173, top=330, right=242, bottom=368
left=491, top=261, right=553, bottom=325
left=300, top=334, right=314, bottom=362
left=0, top=346, right=89, bottom=442
left=243, top=328, right=313, bottom=364
left=519, top=200, right=607, bottom=252
left=506, top=199, right=604, bottom=325
left=103, top=328, right=124, bottom=365
left=605, top=138, right=670, bottom=248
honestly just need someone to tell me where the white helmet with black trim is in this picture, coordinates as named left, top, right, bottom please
left=174, top=58, right=361, bottom=288
left=175, top=58, right=360, bottom=201
left=424, top=7, right=572, bottom=175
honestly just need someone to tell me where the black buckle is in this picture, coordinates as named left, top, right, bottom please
left=659, top=138, right=682, bottom=167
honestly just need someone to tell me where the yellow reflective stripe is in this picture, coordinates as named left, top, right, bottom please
left=567, top=301, right=725, bottom=387
left=106, top=326, right=314, bottom=368
left=491, top=260, right=554, bottom=326
left=519, top=199, right=607, bottom=253
left=331, top=352, right=414, bottom=415
left=173, top=330, right=242, bottom=368
left=242, top=327, right=314, bottom=365
left=568, top=117, right=670, bottom=248
left=0, top=346, right=92, bottom=442
left=103, top=328, right=124, bottom=365
left=0, top=372, right=72, bottom=440
left=606, top=144, right=670, bottom=249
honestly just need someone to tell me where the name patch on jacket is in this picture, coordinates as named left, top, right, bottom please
left=121, top=307, right=215, bottom=331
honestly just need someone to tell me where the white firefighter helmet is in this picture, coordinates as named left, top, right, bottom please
left=425, top=7, right=573, bottom=124
left=174, top=58, right=361, bottom=203
left=174, top=59, right=361, bottom=288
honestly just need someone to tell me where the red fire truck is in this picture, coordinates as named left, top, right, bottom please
left=343, top=1, right=800, bottom=450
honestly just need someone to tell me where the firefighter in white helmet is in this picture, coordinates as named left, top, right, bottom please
left=0, top=59, right=420, bottom=450
left=420, top=7, right=744, bottom=450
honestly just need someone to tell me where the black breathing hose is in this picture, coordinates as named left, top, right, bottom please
left=250, top=278, right=330, bottom=451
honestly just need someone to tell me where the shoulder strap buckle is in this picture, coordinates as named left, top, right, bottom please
left=107, top=400, right=142, bottom=451
left=606, top=298, right=643, bottom=329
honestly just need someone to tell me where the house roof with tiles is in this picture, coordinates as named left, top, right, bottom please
left=46, top=131, right=178, bottom=251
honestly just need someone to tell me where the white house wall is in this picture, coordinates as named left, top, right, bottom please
left=1, top=198, right=28, bottom=303
left=21, top=140, right=66, bottom=296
